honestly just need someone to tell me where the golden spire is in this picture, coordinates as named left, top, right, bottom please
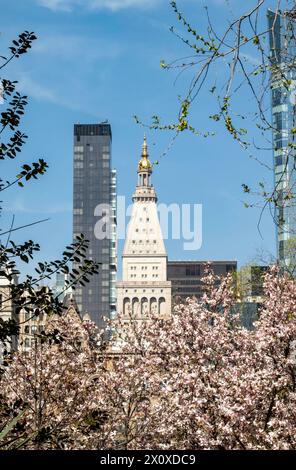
left=142, top=134, right=148, bottom=158
left=138, top=135, right=152, bottom=172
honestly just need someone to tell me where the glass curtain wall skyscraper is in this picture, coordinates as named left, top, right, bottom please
left=73, top=123, right=117, bottom=327
left=268, top=9, right=296, bottom=272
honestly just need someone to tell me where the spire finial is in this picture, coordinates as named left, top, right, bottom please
left=138, top=135, right=152, bottom=172
left=142, top=134, right=148, bottom=158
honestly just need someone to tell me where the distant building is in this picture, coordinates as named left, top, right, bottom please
left=17, top=297, right=83, bottom=353
left=167, top=260, right=237, bottom=301
left=0, top=276, right=17, bottom=360
left=268, top=9, right=296, bottom=272
left=73, top=123, right=117, bottom=327
left=117, top=137, right=171, bottom=318
left=17, top=303, right=48, bottom=353
left=239, top=265, right=269, bottom=303
left=234, top=265, right=270, bottom=330
left=52, top=272, right=71, bottom=300
left=234, top=302, right=259, bottom=331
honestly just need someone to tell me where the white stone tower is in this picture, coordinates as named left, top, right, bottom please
left=117, top=137, right=171, bottom=317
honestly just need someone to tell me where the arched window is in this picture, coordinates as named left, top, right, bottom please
left=123, top=297, right=131, bottom=316
left=141, top=297, right=149, bottom=316
left=159, top=297, right=166, bottom=316
left=132, top=297, right=140, bottom=316
left=150, top=297, right=157, bottom=315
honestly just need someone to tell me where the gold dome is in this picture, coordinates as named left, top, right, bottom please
left=138, top=135, right=152, bottom=172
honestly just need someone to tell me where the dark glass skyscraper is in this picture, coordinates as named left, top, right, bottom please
left=73, top=123, right=117, bottom=327
left=268, top=9, right=296, bottom=271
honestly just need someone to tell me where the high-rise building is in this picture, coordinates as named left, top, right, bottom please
left=268, top=9, right=296, bottom=271
left=117, top=137, right=171, bottom=317
left=73, top=123, right=117, bottom=327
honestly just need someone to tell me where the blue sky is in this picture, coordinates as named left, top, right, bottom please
left=0, top=0, right=277, bottom=278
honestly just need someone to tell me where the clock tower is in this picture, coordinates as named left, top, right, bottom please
left=117, top=137, right=171, bottom=318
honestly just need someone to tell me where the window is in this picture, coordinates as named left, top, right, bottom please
left=275, top=155, right=283, bottom=166
left=74, top=208, right=83, bottom=215
left=272, top=89, right=283, bottom=106
left=74, top=145, right=83, bottom=152
left=186, top=265, right=201, bottom=276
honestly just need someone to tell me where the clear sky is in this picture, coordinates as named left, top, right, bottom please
left=0, top=0, right=278, bottom=278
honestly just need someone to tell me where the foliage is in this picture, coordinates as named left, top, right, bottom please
left=0, top=308, right=106, bottom=449
left=0, top=34, right=99, bottom=361
left=1, top=267, right=296, bottom=449
left=136, top=1, right=296, bottom=241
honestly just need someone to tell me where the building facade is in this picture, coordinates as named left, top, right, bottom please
left=17, top=305, right=47, bottom=353
left=0, top=276, right=16, bottom=360
left=167, top=260, right=237, bottom=301
left=239, top=265, right=268, bottom=303
left=268, top=9, right=296, bottom=272
left=73, top=123, right=117, bottom=327
left=52, top=272, right=71, bottom=301
left=117, top=137, right=171, bottom=318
